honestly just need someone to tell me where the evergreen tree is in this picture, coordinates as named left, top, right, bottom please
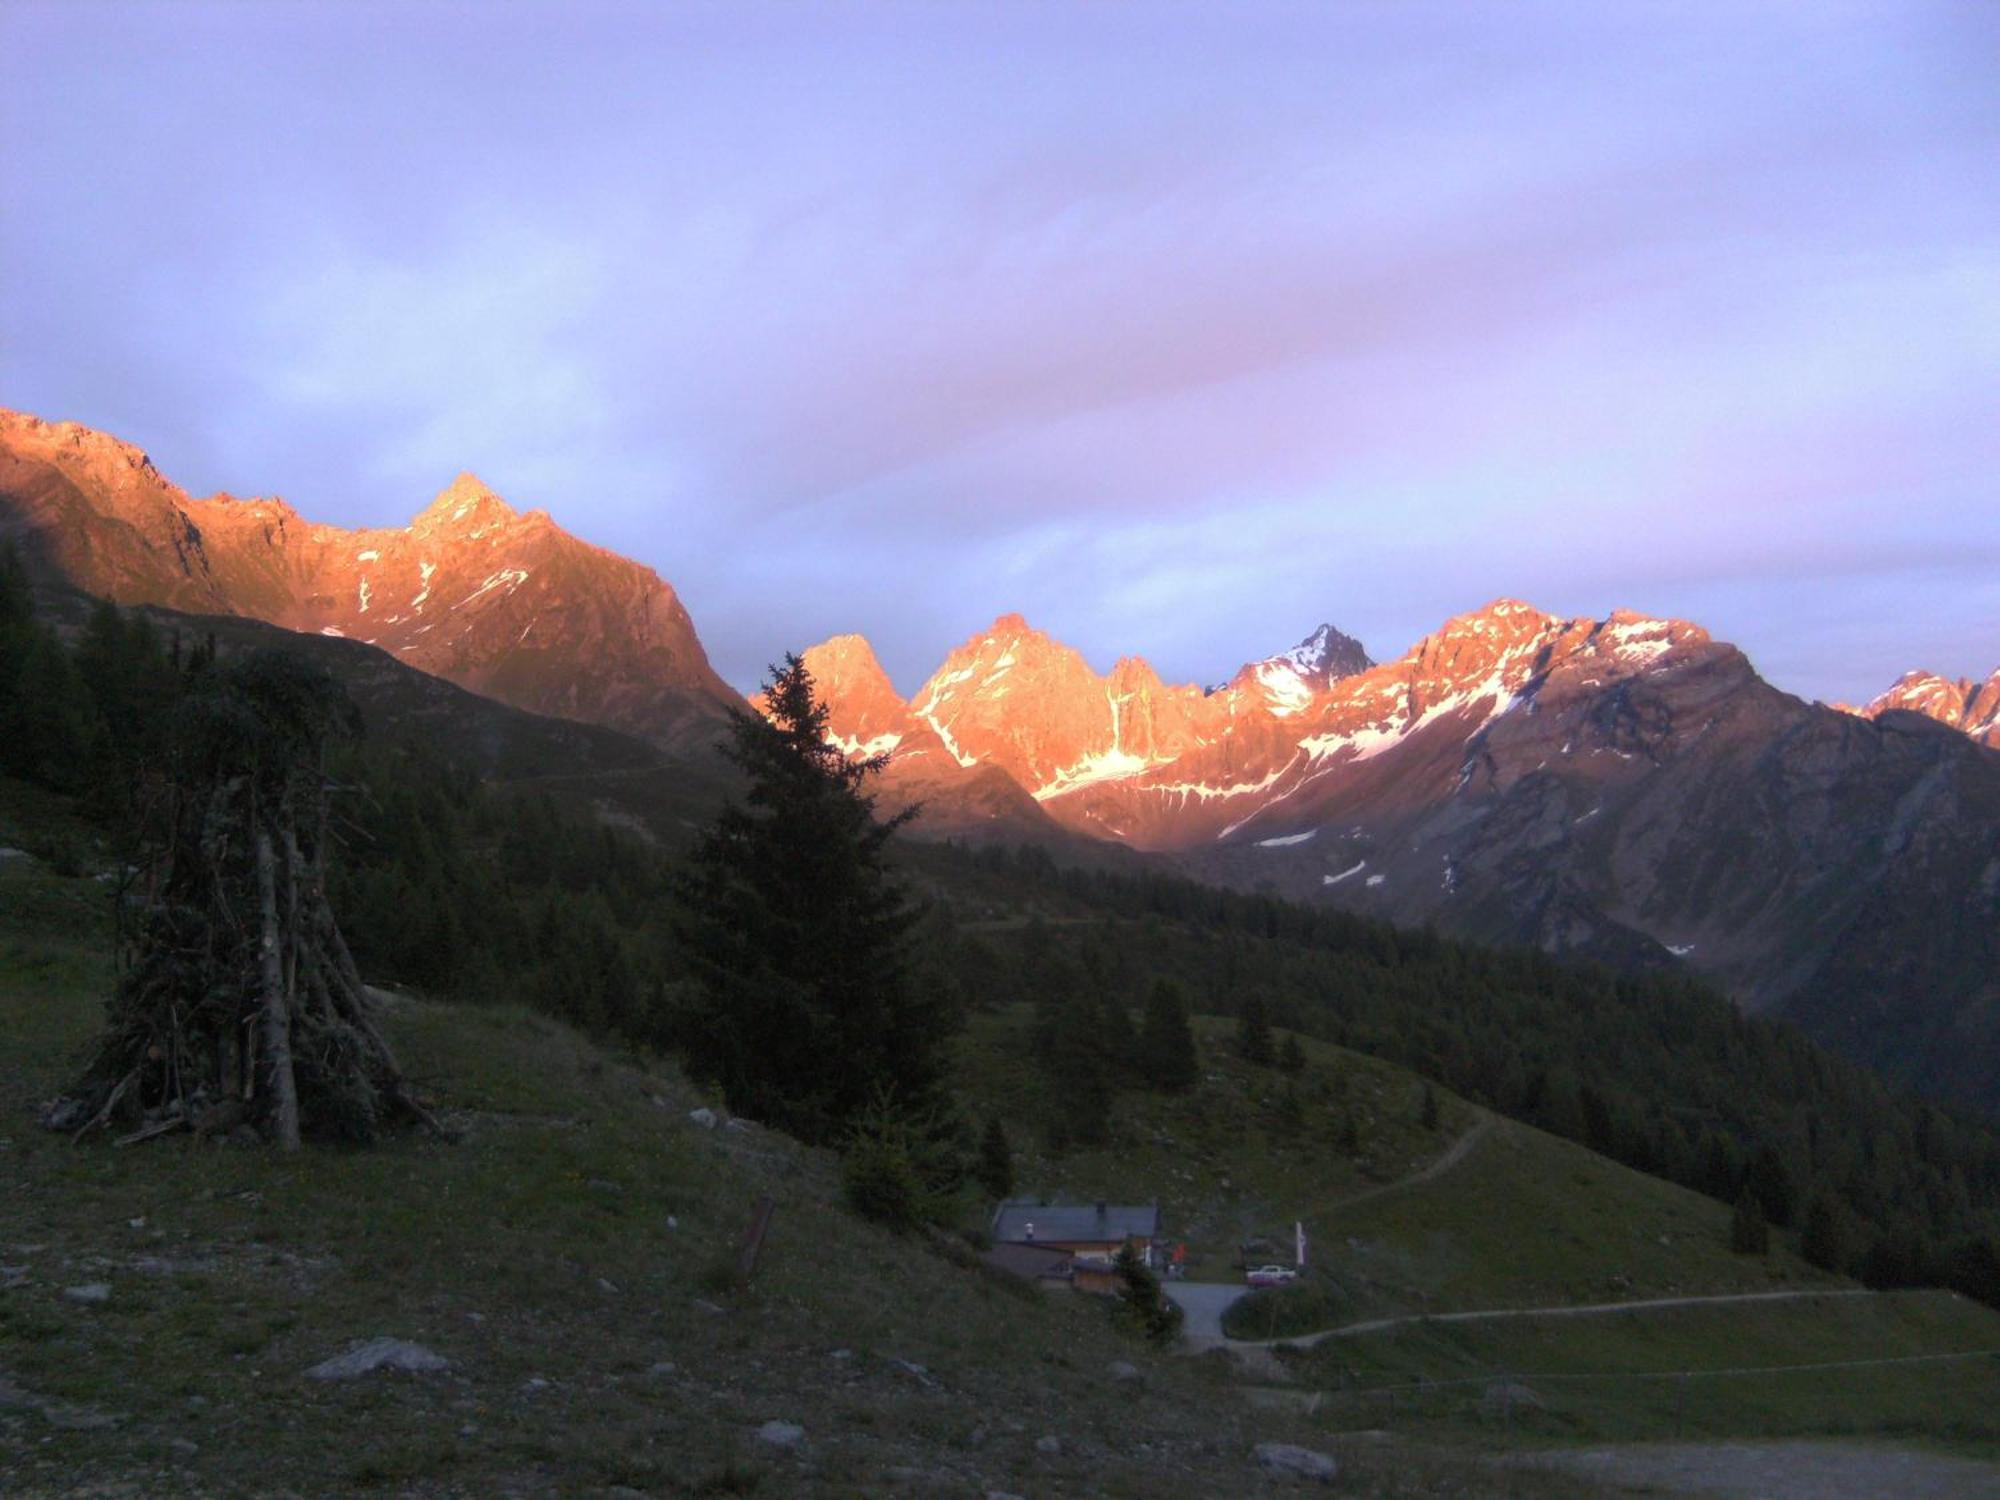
left=1420, top=1083, right=1441, bottom=1132
left=1137, top=978, right=1200, bottom=1092
left=1746, top=1144, right=1796, bottom=1228
left=1800, top=1192, right=1850, bottom=1272
left=671, top=654, right=949, bottom=1144
left=976, top=1115, right=1015, bottom=1200
left=1112, top=1241, right=1182, bottom=1345
left=1237, top=994, right=1274, bottom=1066
left=1730, top=1188, right=1769, bottom=1255
left=1279, top=1032, right=1307, bottom=1074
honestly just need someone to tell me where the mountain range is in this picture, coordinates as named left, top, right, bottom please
left=3, top=406, right=1997, bottom=1105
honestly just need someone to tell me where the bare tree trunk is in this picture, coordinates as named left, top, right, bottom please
left=255, top=830, right=301, bottom=1151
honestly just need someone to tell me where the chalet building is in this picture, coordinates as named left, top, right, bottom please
left=990, top=1200, right=1161, bottom=1293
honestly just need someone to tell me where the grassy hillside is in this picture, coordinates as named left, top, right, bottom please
left=0, top=849, right=1619, bottom=1498
left=958, top=1009, right=1835, bottom=1312
left=1287, top=1290, right=2000, bottom=1455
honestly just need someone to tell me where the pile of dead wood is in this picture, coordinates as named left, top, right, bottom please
left=46, top=649, right=444, bottom=1149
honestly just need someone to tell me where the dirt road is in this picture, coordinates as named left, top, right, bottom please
left=1519, top=1440, right=2000, bottom=1499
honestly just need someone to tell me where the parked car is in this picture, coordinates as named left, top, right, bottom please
left=1245, top=1265, right=1299, bottom=1288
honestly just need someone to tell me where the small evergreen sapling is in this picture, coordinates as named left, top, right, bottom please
left=1236, top=995, right=1274, bottom=1067
left=1730, top=1188, right=1770, bottom=1256
left=977, top=1115, right=1015, bottom=1200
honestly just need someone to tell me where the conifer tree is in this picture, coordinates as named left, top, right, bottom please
left=1280, top=1032, right=1307, bottom=1074
left=1237, top=994, right=1274, bottom=1066
left=1138, top=978, right=1200, bottom=1092
left=672, top=654, right=950, bottom=1144
left=1730, top=1188, right=1769, bottom=1255
left=1800, top=1192, right=1850, bottom=1272
left=977, top=1115, right=1015, bottom=1200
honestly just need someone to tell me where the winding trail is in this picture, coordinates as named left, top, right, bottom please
left=1232, top=1285, right=1880, bottom=1351
left=1168, top=1112, right=1496, bottom=1348
left=1324, top=1111, right=1493, bottom=1214
left=1171, top=1114, right=1876, bottom=1356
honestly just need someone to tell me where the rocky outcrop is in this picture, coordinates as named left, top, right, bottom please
left=1844, top=668, right=2000, bottom=748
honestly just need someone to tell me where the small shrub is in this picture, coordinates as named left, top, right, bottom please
left=1113, top=1241, right=1182, bottom=1345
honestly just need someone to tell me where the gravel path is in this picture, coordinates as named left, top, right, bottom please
left=1519, top=1440, right=2000, bottom=1499
left=1260, top=1286, right=1880, bottom=1350
left=1164, top=1281, right=1246, bottom=1340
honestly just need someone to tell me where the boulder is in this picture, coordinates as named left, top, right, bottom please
left=1253, top=1441, right=1338, bottom=1482
left=62, top=1283, right=111, bottom=1305
left=688, top=1107, right=718, bottom=1129
left=756, top=1419, right=805, bottom=1449
left=304, top=1338, right=449, bottom=1381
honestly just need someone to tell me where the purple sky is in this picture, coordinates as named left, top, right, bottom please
left=3, top=2, right=1996, bottom=702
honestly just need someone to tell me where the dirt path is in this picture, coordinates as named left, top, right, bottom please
left=1324, top=1111, right=1494, bottom=1214
left=1236, top=1286, right=1879, bottom=1351
left=1517, top=1440, right=2000, bottom=1499
left=1169, top=1115, right=1496, bottom=1352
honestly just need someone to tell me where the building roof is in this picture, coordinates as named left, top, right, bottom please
left=991, top=1200, right=1160, bottom=1245
left=980, top=1243, right=1075, bottom=1281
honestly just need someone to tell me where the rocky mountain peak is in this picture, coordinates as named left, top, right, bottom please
left=412, top=473, right=517, bottom=535
left=1857, top=666, right=2000, bottom=747
left=1283, top=623, right=1372, bottom=680
left=800, top=634, right=900, bottom=703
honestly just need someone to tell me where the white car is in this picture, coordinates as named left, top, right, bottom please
left=1245, top=1264, right=1299, bottom=1288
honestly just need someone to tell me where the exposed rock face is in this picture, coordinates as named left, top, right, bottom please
left=757, top=634, right=1054, bottom=839
left=0, top=410, right=738, bottom=747
left=1845, top=669, right=2000, bottom=748
left=809, top=602, right=2000, bottom=1106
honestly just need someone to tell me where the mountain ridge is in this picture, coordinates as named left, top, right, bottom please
left=0, top=408, right=740, bottom=749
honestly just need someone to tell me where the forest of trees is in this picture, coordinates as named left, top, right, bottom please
left=4, top=562, right=1999, bottom=1303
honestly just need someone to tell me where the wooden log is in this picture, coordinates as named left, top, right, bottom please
left=254, top=830, right=301, bottom=1151
left=736, top=1194, right=778, bottom=1282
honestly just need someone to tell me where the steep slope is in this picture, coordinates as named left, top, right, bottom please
left=842, top=603, right=2000, bottom=1105
left=0, top=409, right=738, bottom=748
left=761, top=634, right=1057, bottom=838
left=1844, top=668, right=2000, bottom=748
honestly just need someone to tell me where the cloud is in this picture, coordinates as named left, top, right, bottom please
left=1, top=1, right=1995, bottom=703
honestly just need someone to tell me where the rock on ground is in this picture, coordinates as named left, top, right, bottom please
left=304, top=1338, right=449, bottom=1381
left=1254, top=1441, right=1339, bottom=1482
left=756, top=1420, right=805, bottom=1449
left=62, top=1283, right=111, bottom=1305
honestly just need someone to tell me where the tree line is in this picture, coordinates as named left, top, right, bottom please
left=5, top=565, right=1999, bottom=1302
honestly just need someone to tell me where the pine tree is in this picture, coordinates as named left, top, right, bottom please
left=1237, top=994, right=1274, bottom=1066
left=1279, top=1032, right=1307, bottom=1074
left=1730, top=1188, right=1769, bottom=1255
left=1800, top=1192, right=1850, bottom=1272
left=977, top=1115, right=1015, bottom=1200
left=1112, top=1241, right=1182, bottom=1345
left=1420, top=1083, right=1441, bottom=1132
left=1137, top=978, right=1199, bottom=1092
left=672, top=654, right=950, bottom=1144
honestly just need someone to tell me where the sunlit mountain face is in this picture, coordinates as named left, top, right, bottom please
left=3, top=4, right=1994, bottom=713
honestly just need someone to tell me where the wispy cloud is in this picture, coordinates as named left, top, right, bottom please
left=2, top=1, right=1994, bottom=701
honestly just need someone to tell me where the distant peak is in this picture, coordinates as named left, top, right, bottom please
left=802, top=633, right=891, bottom=679
left=990, top=611, right=1032, bottom=635
left=414, top=472, right=517, bottom=529
left=1279, top=622, right=1371, bottom=678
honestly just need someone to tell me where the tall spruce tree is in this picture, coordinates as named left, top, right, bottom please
left=1237, top=994, right=1275, bottom=1066
left=672, top=654, right=949, bottom=1144
left=1138, top=978, right=1200, bottom=1092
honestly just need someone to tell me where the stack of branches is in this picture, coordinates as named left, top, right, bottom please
left=50, top=648, right=444, bottom=1149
